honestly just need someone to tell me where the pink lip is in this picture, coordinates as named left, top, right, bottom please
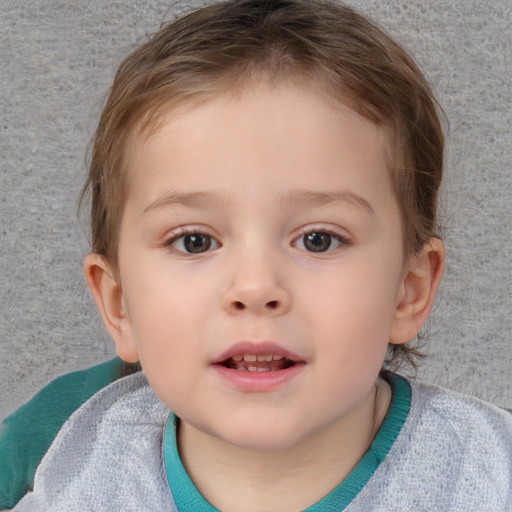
left=213, top=341, right=302, bottom=364
left=211, top=341, right=305, bottom=393
left=213, top=364, right=305, bottom=392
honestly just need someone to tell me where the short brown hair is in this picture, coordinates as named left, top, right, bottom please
left=82, top=0, right=444, bottom=369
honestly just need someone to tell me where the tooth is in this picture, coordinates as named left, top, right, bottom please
left=257, top=354, right=272, bottom=362
left=235, top=365, right=247, bottom=371
left=232, top=355, right=244, bottom=362
left=257, top=367, right=270, bottom=372
left=243, top=355, right=257, bottom=362
left=248, top=366, right=258, bottom=372
left=272, top=355, right=284, bottom=361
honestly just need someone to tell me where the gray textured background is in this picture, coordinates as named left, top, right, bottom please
left=1, top=0, right=511, bottom=420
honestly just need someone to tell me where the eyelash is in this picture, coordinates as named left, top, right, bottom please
left=163, top=226, right=351, bottom=255
left=293, top=227, right=350, bottom=253
left=163, top=228, right=221, bottom=254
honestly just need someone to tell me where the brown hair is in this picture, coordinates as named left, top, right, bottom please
left=81, top=0, right=444, bottom=369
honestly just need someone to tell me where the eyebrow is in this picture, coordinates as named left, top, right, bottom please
left=280, top=189, right=376, bottom=216
left=142, top=188, right=376, bottom=217
left=142, top=190, right=226, bottom=215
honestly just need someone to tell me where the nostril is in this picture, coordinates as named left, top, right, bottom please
left=234, top=301, right=245, bottom=310
left=266, top=300, right=279, bottom=309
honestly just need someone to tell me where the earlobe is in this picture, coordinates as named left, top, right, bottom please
left=83, top=253, right=140, bottom=363
left=389, top=238, right=444, bottom=344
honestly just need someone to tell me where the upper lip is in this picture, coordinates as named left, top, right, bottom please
left=212, top=341, right=303, bottom=365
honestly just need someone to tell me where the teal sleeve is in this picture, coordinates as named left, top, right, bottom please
left=0, top=357, right=130, bottom=509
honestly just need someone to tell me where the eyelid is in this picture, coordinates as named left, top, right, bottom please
left=163, top=224, right=219, bottom=241
left=294, top=224, right=351, bottom=242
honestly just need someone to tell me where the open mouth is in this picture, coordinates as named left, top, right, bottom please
left=221, top=354, right=297, bottom=372
left=213, top=346, right=305, bottom=390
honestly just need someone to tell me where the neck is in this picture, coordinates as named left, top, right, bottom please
left=178, top=378, right=391, bottom=512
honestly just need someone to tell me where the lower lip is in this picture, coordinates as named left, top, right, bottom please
left=213, top=363, right=305, bottom=392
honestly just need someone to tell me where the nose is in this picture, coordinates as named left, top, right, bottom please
left=221, top=252, right=292, bottom=317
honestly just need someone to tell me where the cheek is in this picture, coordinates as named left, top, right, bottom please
left=123, top=250, right=212, bottom=314
left=301, top=260, right=400, bottom=353
left=121, top=271, right=208, bottom=407
left=120, top=260, right=210, bottom=355
left=313, top=259, right=399, bottom=314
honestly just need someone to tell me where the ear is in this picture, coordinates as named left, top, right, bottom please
left=83, top=253, right=140, bottom=363
left=389, top=238, right=444, bottom=344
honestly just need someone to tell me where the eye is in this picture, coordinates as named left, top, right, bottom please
left=294, top=231, right=347, bottom=253
left=166, top=231, right=220, bottom=254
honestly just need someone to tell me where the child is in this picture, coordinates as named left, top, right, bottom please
left=2, top=0, right=511, bottom=510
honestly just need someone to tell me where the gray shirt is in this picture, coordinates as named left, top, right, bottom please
left=13, top=372, right=512, bottom=511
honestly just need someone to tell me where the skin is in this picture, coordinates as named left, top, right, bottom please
left=85, top=81, right=444, bottom=511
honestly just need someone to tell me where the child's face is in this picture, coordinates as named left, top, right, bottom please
left=113, top=82, right=409, bottom=450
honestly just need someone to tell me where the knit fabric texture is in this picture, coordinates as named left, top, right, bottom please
left=11, top=372, right=512, bottom=511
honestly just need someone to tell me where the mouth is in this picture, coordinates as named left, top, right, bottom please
left=212, top=342, right=305, bottom=391
left=220, top=353, right=297, bottom=372
left=213, top=341, right=304, bottom=372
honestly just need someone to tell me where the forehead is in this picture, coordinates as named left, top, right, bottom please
left=128, top=75, right=394, bottom=162
left=122, top=82, right=395, bottom=215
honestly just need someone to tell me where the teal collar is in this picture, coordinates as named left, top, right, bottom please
left=163, top=374, right=410, bottom=511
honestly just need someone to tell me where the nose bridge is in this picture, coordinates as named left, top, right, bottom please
left=222, top=237, right=291, bottom=315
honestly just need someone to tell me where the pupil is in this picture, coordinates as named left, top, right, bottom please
left=305, top=232, right=331, bottom=252
left=184, top=234, right=211, bottom=253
